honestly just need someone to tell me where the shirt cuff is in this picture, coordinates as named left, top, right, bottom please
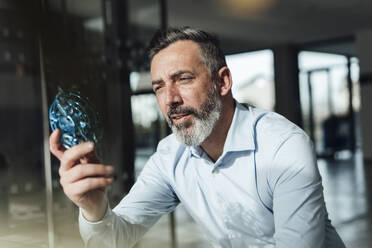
left=79, top=205, right=115, bottom=238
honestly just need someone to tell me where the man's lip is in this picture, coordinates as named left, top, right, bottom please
left=170, top=113, right=190, bottom=120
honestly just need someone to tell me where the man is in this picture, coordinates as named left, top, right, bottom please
left=50, top=27, right=345, bottom=247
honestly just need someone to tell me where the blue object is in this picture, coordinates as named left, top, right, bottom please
left=49, top=91, right=102, bottom=149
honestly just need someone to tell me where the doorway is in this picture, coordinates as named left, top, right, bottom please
left=298, top=51, right=360, bottom=159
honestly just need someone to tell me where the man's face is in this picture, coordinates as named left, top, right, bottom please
left=150, top=40, right=222, bottom=146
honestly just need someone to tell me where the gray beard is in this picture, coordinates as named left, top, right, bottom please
left=166, top=85, right=222, bottom=146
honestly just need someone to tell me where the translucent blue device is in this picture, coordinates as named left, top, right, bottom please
left=49, top=91, right=102, bottom=149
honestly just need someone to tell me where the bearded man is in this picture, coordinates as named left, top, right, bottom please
left=49, top=27, right=345, bottom=248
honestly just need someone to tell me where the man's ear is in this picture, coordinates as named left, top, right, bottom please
left=217, top=66, right=233, bottom=96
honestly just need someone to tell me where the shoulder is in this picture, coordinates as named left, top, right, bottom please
left=251, top=107, right=309, bottom=152
left=254, top=108, right=304, bottom=136
left=251, top=107, right=315, bottom=176
left=236, top=103, right=304, bottom=138
left=251, top=109, right=319, bottom=194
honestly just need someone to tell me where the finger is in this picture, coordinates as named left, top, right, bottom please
left=49, top=129, right=65, bottom=160
left=62, top=164, right=114, bottom=184
left=80, top=151, right=100, bottom=164
left=61, top=142, right=95, bottom=171
left=67, top=177, right=114, bottom=196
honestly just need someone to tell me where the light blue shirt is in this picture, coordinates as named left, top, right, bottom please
left=79, top=102, right=345, bottom=248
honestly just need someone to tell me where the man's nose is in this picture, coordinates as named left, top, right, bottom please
left=165, top=86, right=182, bottom=106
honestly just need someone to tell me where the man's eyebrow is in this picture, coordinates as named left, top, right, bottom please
left=170, top=70, right=194, bottom=79
left=151, top=79, right=162, bottom=86
left=151, top=70, right=195, bottom=86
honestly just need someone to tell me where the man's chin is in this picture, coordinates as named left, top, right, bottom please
left=172, top=119, right=193, bottom=130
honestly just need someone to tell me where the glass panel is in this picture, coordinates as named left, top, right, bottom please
left=45, top=0, right=107, bottom=246
left=15, top=4, right=110, bottom=246
left=0, top=3, right=48, bottom=247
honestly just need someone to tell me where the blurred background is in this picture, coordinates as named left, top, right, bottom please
left=0, top=0, right=372, bottom=247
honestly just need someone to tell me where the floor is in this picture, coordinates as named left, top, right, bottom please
left=0, top=151, right=371, bottom=248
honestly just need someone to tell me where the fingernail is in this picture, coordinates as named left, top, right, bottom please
left=106, top=166, right=114, bottom=172
left=87, top=142, right=94, bottom=148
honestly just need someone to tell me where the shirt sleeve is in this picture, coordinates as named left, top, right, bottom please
left=269, top=132, right=327, bottom=248
left=79, top=155, right=179, bottom=248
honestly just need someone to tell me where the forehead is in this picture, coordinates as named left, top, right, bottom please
left=150, top=40, right=205, bottom=76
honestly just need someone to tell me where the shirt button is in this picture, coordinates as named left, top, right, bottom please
left=230, top=233, right=236, bottom=239
left=106, top=222, right=112, bottom=227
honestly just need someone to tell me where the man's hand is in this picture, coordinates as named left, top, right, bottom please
left=49, top=129, right=114, bottom=222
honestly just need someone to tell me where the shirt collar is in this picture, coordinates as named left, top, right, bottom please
left=222, top=101, right=256, bottom=153
left=188, top=100, right=256, bottom=157
left=189, top=145, right=203, bottom=158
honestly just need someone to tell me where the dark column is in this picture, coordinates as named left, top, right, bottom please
left=102, top=0, right=135, bottom=199
left=160, top=0, right=168, bottom=30
left=273, top=45, right=303, bottom=127
left=356, top=30, right=372, bottom=162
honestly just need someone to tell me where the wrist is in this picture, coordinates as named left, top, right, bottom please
left=81, top=199, right=108, bottom=222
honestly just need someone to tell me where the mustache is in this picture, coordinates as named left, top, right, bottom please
left=167, top=106, right=198, bottom=120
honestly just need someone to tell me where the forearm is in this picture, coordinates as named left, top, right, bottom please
left=79, top=207, right=149, bottom=248
left=78, top=154, right=179, bottom=247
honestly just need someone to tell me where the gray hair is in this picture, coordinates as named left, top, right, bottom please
left=148, top=27, right=227, bottom=79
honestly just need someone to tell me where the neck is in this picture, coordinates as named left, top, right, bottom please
left=201, top=99, right=235, bottom=162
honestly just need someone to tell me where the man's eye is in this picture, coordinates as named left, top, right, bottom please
left=153, top=86, right=160, bottom=92
left=180, top=77, right=192, bottom=81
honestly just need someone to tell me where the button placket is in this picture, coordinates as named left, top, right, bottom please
left=105, top=215, right=114, bottom=229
